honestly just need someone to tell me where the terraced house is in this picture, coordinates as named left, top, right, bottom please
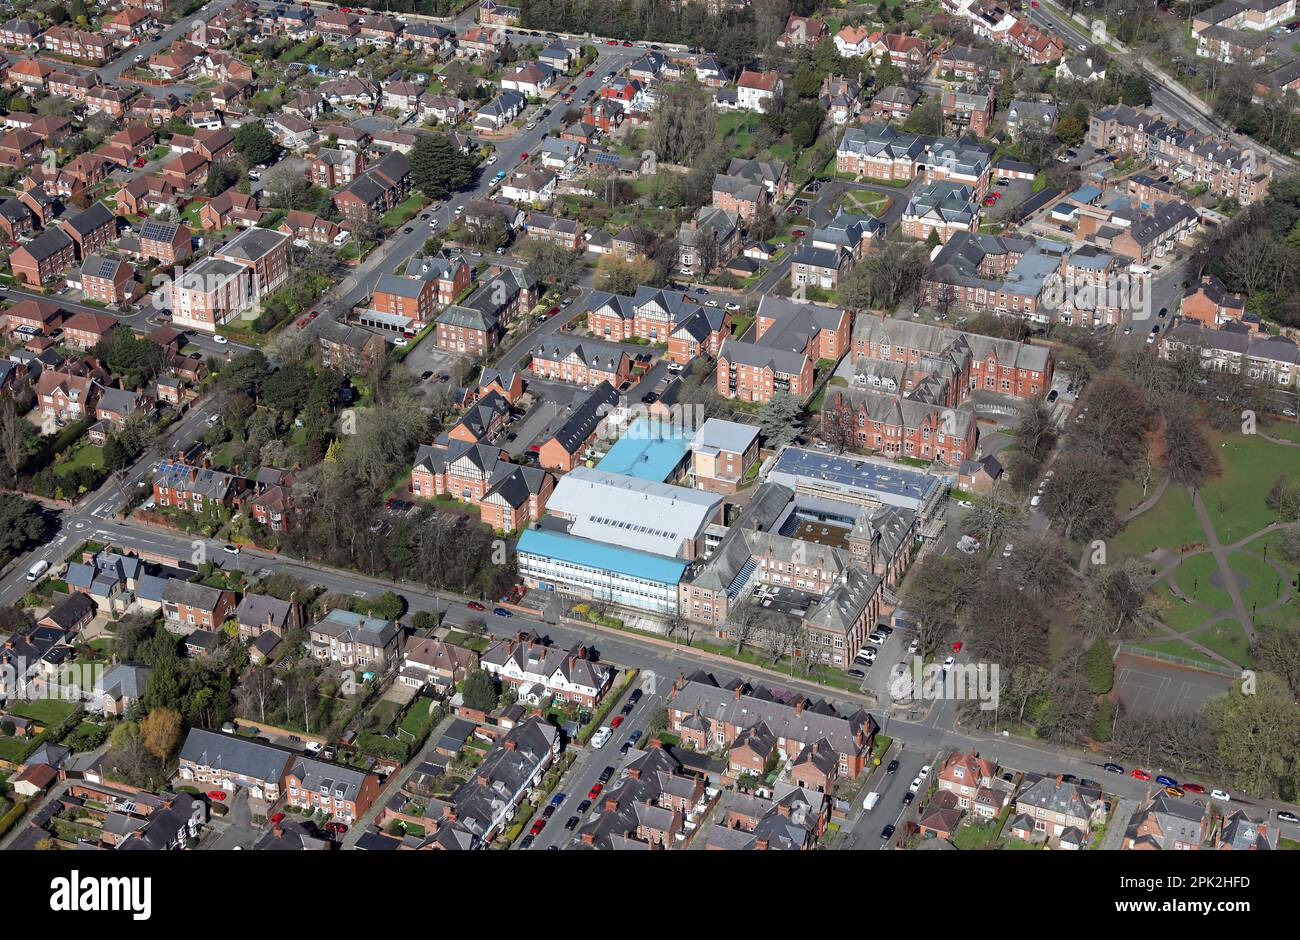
left=178, top=729, right=292, bottom=801
left=1087, top=104, right=1272, bottom=204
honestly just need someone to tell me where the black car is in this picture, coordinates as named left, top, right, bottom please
left=880, top=824, right=896, bottom=840
left=599, top=766, right=615, bottom=783
left=577, top=799, right=592, bottom=813
left=541, top=804, right=556, bottom=819
left=1104, top=762, right=1125, bottom=774
left=642, top=392, right=658, bottom=404
left=506, top=432, right=518, bottom=442
left=519, top=834, right=534, bottom=849
left=847, top=668, right=865, bottom=678
left=1079, top=779, right=1100, bottom=789
left=887, top=759, right=900, bottom=774
left=620, top=702, right=635, bottom=716
left=902, top=791, right=914, bottom=806
left=619, top=740, right=633, bottom=756
left=564, top=815, right=580, bottom=830
left=628, top=689, right=643, bottom=705
left=1158, top=307, right=1168, bottom=318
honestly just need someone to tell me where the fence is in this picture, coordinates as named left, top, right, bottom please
left=1114, top=642, right=1243, bottom=679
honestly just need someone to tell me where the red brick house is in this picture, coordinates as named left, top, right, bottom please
left=138, top=219, right=193, bottom=265
left=10, top=228, right=76, bottom=286
left=62, top=311, right=121, bottom=351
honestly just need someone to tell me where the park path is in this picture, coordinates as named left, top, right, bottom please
left=1189, top=489, right=1259, bottom=643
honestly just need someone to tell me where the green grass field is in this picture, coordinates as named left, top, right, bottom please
left=1173, top=554, right=1234, bottom=612
left=7, top=698, right=78, bottom=725
left=1200, top=433, right=1297, bottom=544
left=1109, top=484, right=1203, bottom=559
left=1195, top=618, right=1251, bottom=667
left=1149, top=583, right=1210, bottom=634
left=1227, top=551, right=1286, bottom=611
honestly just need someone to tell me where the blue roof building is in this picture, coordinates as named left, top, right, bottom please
left=516, top=528, right=688, bottom=615
left=594, top=417, right=691, bottom=482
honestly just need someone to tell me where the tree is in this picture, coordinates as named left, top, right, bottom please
left=234, top=122, right=276, bottom=167
left=0, top=494, right=46, bottom=562
left=648, top=79, right=718, bottom=165
left=206, top=160, right=242, bottom=197
left=961, top=481, right=1023, bottom=552
left=140, top=707, right=183, bottom=761
left=1083, top=638, right=1114, bottom=694
left=520, top=238, right=583, bottom=290
left=1040, top=450, right=1120, bottom=542
left=1160, top=396, right=1219, bottom=487
left=462, top=669, right=499, bottom=711
left=410, top=132, right=476, bottom=199
left=595, top=255, right=656, bottom=294
left=755, top=392, right=804, bottom=447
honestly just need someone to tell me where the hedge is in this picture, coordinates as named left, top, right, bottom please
left=577, top=668, right=638, bottom=745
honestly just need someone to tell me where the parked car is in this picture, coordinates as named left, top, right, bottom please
left=590, top=727, right=611, bottom=748
left=564, top=815, right=579, bottom=830
left=1131, top=769, right=1152, bottom=780
left=587, top=783, right=603, bottom=799
left=880, top=823, right=896, bottom=840
left=1156, top=774, right=1179, bottom=788
left=1211, top=789, right=1231, bottom=802
left=598, top=766, right=615, bottom=783
left=609, top=714, right=624, bottom=729
left=492, top=607, right=513, bottom=617
left=1103, top=762, right=1125, bottom=774
left=467, top=601, right=485, bottom=611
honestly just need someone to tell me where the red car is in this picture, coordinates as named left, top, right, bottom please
left=132, top=158, right=146, bottom=168
left=1183, top=783, right=1206, bottom=794
left=519, top=152, right=529, bottom=162
left=529, top=818, right=546, bottom=835
left=982, top=196, right=998, bottom=206
left=622, top=40, right=632, bottom=46
left=208, top=790, right=227, bottom=801
left=585, top=70, right=595, bottom=77
left=467, top=601, right=485, bottom=611
left=791, top=229, right=805, bottom=237
left=1131, top=769, right=1151, bottom=781
left=528, top=444, right=541, bottom=454
left=324, top=822, right=348, bottom=834
left=952, top=641, right=963, bottom=652
left=296, top=316, right=311, bottom=327
left=269, top=812, right=285, bottom=824
left=588, top=783, right=603, bottom=799
left=610, top=715, right=624, bottom=729
left=606, top=39, right=618, bottom=45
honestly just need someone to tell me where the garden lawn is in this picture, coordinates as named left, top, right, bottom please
left=1108, top=484, right=1203, bottom=559
left=1130, top=636, right=1217, bottom=665
left=1193, top=618, right=1250, bottom=667
left=1227, top=551, right=1286, bottom=610
left=1199, top=432, right=1298, bottom=544
left=8, top=698, right=77, bottom=724
left=1263, top=421, right=1300, bottom=444
left=1149, top=583, right=1210, bottom=634
left=1173, top=554, right=1234, bottom=612
left=58, top=443, right=105, bottom=475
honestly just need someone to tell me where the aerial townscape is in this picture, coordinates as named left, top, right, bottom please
left=0, top=0, right=1297, bottom=885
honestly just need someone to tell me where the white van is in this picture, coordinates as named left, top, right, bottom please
left=590, top=726, right=612, bottom=749
left=26, top=559, right=49, bottom=582
left=863, top=791, right=880, bottom=812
